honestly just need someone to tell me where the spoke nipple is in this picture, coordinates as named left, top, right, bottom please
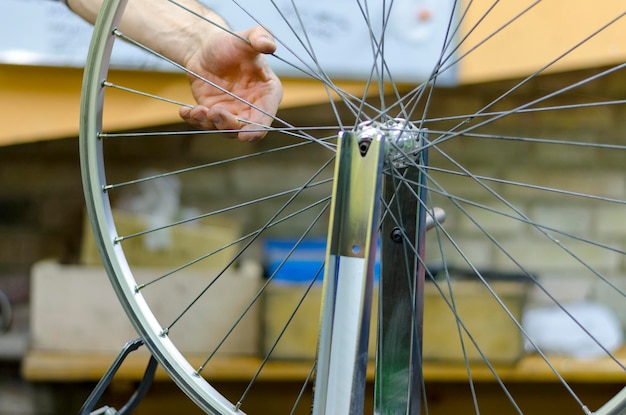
left=159, top=328, right=169, bottom=337
left=390, top=227, right=403, bottom=243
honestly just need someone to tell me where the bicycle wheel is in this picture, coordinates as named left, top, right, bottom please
left=80, top=0, right=626, bottom=414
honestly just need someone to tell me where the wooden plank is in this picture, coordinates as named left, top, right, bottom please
left=423, top=349, right=626, bottom=383
left=21, top=351, right=322, bottom=382
left=22, top=348, right=626, bottom=384
left=0, top=64, right=375, bottom=147
left=457, top=0, right=626, bottom=83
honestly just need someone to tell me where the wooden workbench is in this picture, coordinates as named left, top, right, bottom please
left=22, top=348, right=626, bottom=414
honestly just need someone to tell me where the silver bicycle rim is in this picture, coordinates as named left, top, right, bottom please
left=80, top=0, right=626, bottom=414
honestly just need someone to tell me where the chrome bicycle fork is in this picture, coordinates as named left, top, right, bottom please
left=314, top=120, right=439, bottom=415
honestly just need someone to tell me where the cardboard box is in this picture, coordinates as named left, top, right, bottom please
left=30, top=260, right=262, bottom=355
left=81, top=209, right=241, bottom=270
left=262, top=283, right=378, bottom=360
left=423, top=279, right=530, bottom=364
left=262, top=238, right=378, bottom=359
left=263, top=277, right=528, bottom=364
left=262, top=239, right=528, bottom=364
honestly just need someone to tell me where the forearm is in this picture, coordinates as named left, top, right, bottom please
left=65, top=0, right=228, bottom=66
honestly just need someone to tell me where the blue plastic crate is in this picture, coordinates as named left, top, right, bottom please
left=263, top=237, right=380, bottom=285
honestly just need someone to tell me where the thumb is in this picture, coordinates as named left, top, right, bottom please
left=245, top=26, right=277, bottom=55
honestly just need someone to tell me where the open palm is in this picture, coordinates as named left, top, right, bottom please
left=179, top=26, right=283, bottom=142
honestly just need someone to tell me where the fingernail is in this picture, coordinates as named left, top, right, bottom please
left=193, top=112, right=207, bottom=122
left=210, top=115, right=222, bottom=125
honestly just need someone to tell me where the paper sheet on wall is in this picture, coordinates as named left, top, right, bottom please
left=0, top=0, right=457, bottom=84
left=0, top=0, right=171, bottom=70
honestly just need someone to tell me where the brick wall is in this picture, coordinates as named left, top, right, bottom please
left=0, top=139, right=84, bottom=305
left=422, top=66, right=626, bottom=317
left=1, top=65, right=624, bottom=328
left=0, top=65, right=624, bottom=413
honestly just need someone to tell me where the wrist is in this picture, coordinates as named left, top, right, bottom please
left=180, top=9, right=229, bottom=68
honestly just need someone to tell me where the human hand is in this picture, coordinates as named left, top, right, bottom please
left=179, top=26, right=283, bottom=142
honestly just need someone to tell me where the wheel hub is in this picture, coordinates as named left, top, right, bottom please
left=352, top=118, right=425, bottom=168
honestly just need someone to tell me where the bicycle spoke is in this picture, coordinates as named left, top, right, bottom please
left=81, top=1, right=626, bottom=414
